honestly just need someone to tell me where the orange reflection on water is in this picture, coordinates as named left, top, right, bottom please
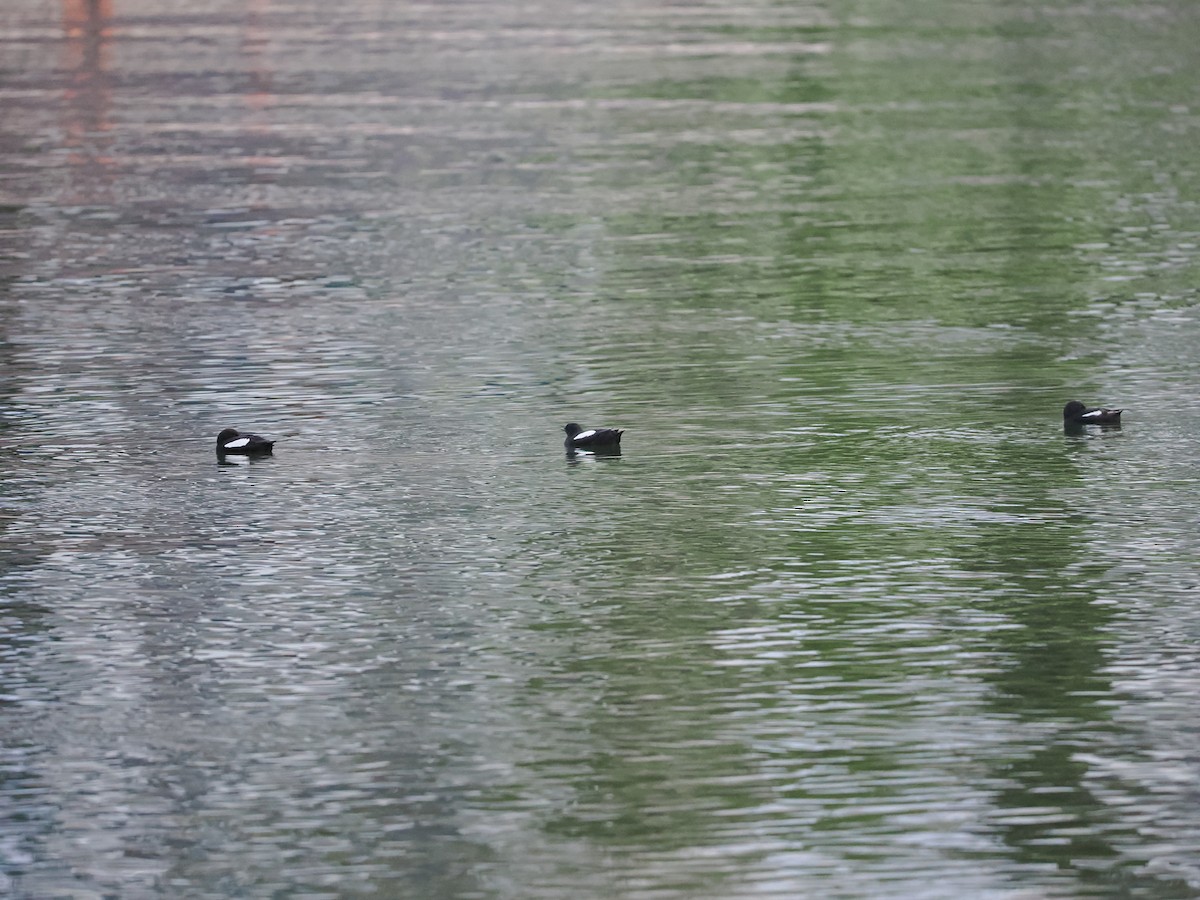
left=61, top=0, right=115, bottom=199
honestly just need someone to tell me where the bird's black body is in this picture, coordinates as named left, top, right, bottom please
left=217, top=427, right=276, bottom=456
left=564, top=422, right=623, bottom=453
left=1063, top=400, right=1123, bottom=427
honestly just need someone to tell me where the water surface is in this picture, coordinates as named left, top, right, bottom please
left=3, top=0, right=1200, bottom=897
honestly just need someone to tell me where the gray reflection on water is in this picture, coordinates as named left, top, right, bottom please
left=4, top=0, right=1200, bottom=897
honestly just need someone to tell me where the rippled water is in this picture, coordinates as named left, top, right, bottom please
left=3, top=0, right=1200, bottom=897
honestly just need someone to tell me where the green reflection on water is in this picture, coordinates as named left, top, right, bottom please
left=509, top=1, right=1200, bottom=895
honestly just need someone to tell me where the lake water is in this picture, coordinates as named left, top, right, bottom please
left=3, top=1, right=1200, bottom=897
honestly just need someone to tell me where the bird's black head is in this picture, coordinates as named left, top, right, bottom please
left=217, top=427, right=240, bottom=445
left=1063, top=401, right=1085, bottom=420
left=564, top=423, right=582, bottom=437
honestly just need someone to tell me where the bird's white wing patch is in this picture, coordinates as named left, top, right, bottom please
left=1081, top=409, right=1104, bottom=418
left=574, top=430, right=597, bottom=440
left=224, top=437, right=251, bottom=448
